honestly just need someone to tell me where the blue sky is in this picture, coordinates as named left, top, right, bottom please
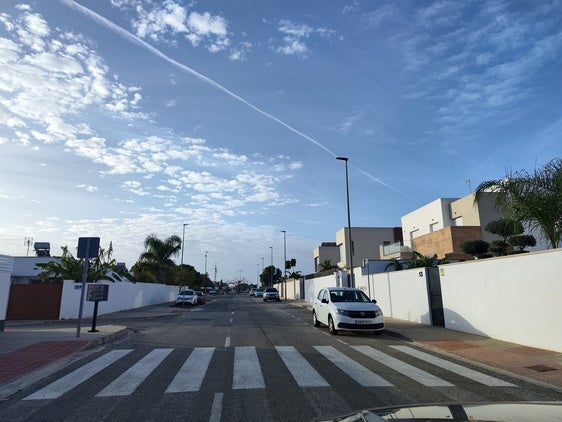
left=1, top=0, right=561, bottom=282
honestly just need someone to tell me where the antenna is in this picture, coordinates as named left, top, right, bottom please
left=465, top=178, right=472, bottom=194
left=24, top=236, right=33, bottom=257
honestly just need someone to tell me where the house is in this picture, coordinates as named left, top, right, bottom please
left=402, top=192, right=507, bottom=259
left=314, top=227, right=403, bottom=272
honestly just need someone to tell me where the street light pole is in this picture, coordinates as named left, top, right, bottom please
left=269, top=246, right=273, bottom=286
left=336, top=156, right=354, bottom=288
left=181, top=223, right=188, bottom=287
left=204, top=251, right=208, bottom=287
left=281, top=230, right=287, bottom=300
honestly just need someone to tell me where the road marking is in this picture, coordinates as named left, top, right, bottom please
left=96, top=348, right=173, bottom=397
left=337, top=339, right=349, bottom=345
left=229, top=318, right=233, bottom=323
left=232, top=346, right=265, bottom=389
left=314, top=346, right=393, bottom=387
left=390, top=346, right=516, bottom=387
left=275, top=346, right=330, bottom=387
left=209, top=392, right=223, bottom=422
left=224, top=337, right=231, bottom=347
left=166, top=347, right=215, bottom=393
left=24, top=349, right=133, bottom=400
left=352, top=346, right=453, bottom=387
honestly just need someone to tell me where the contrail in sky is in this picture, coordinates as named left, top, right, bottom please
left=61, top=0, right=404, bottom=194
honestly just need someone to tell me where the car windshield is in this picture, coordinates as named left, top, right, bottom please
left=265, top=288, right=277, bottom=292
left=330, top=290, right=370, bottom=303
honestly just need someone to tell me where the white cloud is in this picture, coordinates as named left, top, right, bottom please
left=274, top=19, right=336, bottom=57
left=126, top=1, right=230, bottom=53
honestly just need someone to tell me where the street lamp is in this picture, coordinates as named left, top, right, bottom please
left=181, top=223, right=188, bottom=286
left=281, top=230, right=287, bottom=300
left=204, top=251, right=208, bottom=275
left=336, top=156, right=354, bottom=287
left=269, top=246, right=273, bottom=286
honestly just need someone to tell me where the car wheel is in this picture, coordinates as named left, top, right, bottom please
left=328, top=315, right=338, bottom=335
left=312, top=311, right=320, bottom=327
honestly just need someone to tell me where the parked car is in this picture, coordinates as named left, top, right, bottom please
left=195, top=290, right=206, bottom=305
left=263, top=287, right=280, bottom=302
left=249, top=288, right=256, bottom=296
left=312, top=287, right=384, bottom=335
left=254, top=288, right=263, bottom=298
left=176, top=289, right=198, bottom=306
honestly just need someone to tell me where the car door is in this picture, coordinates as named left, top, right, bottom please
left=315, top=289, right=329, bottom=324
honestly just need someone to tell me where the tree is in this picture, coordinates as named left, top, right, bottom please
left=37, top=243, right=121, bottom=283
left=507, top=234, right=537, bottom=253
left=484, top=219, right=524, bottom=255
left=406, top=252, right=447, bottom=269
left=474, top=158, right=562, bottom=249
left=460, top=240, right=490, bottom=258
left=135, top=234, right=181, bottom=284
left=260, top=265, right=282, bottom=286
left=319, top=260, right=336, bottom=271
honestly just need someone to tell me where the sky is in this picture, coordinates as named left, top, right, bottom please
left=1, top=0, right=561, bottom=283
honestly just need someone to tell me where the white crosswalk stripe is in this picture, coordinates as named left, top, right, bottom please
left=314, top=346, right=393, bottom=387
left=96, top=348, right=174, bottom=397
left=390, top=345, right=516, bottom=387
left=23, top=344, right=518, bottom=401
left=352, top=346, right=453, bottom=387
left=166, top=347, right=215, bottom=393
left=232, top=346, right=265, bottom=390
left=24, top=349, right=133, bottom=400
left=276, top=346, right=330, bottom=387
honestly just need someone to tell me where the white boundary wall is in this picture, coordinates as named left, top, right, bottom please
left=360, top=269, right=432, bottom=325
left=440, top=249, right=562, bottom=352
left=59, top=280, right=178, bottom=319
left=0, top=255, right=14, bottom=324
left=304, top=248, right=562, bottom=352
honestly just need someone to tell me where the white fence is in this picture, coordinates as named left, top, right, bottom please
left=304, top=249, right=562, bottom=352
left=59, top=280, right=178, bottom=319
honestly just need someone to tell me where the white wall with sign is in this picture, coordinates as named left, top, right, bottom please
left=59, top=280, right=178, bottom=319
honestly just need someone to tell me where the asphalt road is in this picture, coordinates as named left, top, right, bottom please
left=1, top=295, right=562, bottom=421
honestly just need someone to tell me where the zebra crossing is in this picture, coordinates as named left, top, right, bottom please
left=23, top=344, right=516, bottom=400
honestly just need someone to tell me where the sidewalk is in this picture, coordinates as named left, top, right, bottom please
left=1, top=300, right=562, bottom=401
left=291, top=300, right=562, bottom=391
left=0, top=302, right=190, bottom=399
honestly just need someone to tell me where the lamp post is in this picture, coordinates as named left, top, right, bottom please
left=204, top=251, right=209, bottom=287
left=281, top=230, right=287, bottom=300
left=269, top=246, right=273, bottom=286
left=181, top=223, right=188, bottom=287
left=336, top=156, right=354, bottom=287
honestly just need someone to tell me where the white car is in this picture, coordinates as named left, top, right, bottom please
left=312, top=287, right=384, bottom=335
left=176, top=289, right=198, bottom=306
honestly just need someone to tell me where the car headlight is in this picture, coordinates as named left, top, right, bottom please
left=335, top=308, right=350, bottom=316
left=375, top=309, right=383, bottom=317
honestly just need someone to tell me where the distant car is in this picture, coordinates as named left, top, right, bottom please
left=176, top=289, right=198, bottom=306
left=254, top=288, right=263, bottom=298
left=312, top=287, right=384, bottom=335
left=249, top=288, right=256, bottom=296
left=263, top=287, right=280, bottom=302
left=195, top=290, right=206, bottom=305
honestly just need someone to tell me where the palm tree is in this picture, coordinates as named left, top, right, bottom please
left=474, top=158, right=562, bottom=249
left=137, top=234, right=182, bottom=283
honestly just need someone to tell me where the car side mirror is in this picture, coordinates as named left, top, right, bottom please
left=321, top=298, right=328, bottom=304
left=371, top=299, right=377, bottom=304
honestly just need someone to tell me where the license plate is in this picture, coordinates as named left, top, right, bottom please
left=355, top=320, right=373, bottom=325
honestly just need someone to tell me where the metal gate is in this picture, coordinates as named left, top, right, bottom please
left=426, top=268, right=445, bottom=327
left=6, top=283, right=63, bottom=320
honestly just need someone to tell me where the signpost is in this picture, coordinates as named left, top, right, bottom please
left=76, top=237, right=100, bottom=338
left=87, top=284, right=109, bottom=332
